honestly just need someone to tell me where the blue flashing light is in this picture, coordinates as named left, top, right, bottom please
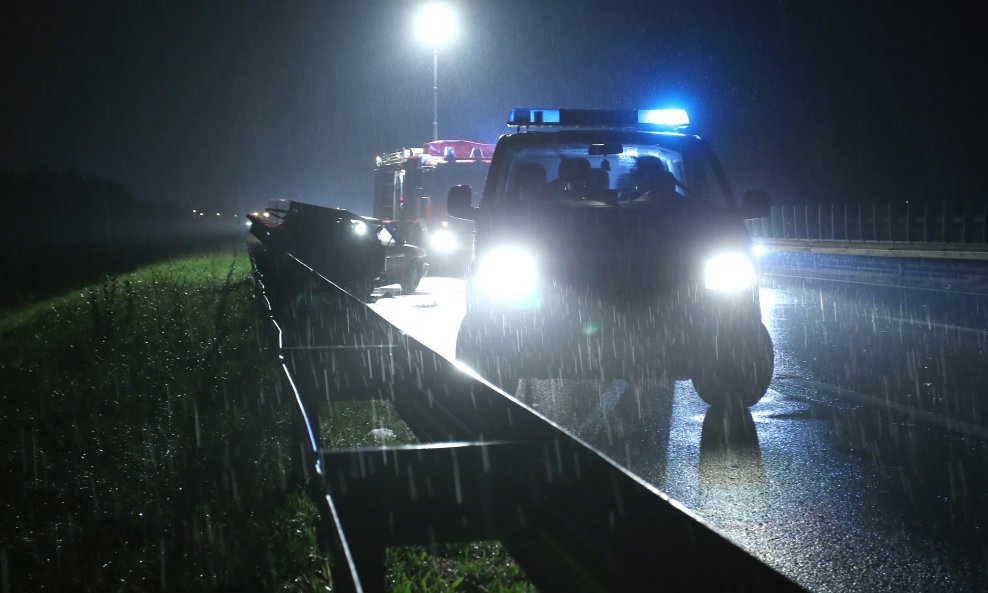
left=509, top=108, right=561, bottom=125
left=638, top=108, right=690, bottom=128
left=508, top=107, right=690, bottom=129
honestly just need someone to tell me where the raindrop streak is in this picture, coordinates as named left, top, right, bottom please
left=159, top=539, right=166, bottom=592
left=2, top=548, right=9, bottom=593
left=193, top=399, right=201, bottom=448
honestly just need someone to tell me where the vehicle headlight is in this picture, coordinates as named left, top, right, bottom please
left=475, top=246, right=539, bottom=305
left=351, top=220, right=367, bottom=235
left=704, top=252, right=755, bottom=292
left=430, top=229, right=457, bottom=252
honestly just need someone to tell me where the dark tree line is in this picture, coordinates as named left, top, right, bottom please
left=0, top=169, right=242, bottom=308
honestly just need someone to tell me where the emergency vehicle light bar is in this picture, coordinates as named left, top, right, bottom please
left=508, top=107, right=689, bottom=130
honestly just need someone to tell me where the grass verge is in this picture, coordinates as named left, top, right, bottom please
left=0, top=244, right=331, bottom=591
left=0, top=244, right=534, bottom=592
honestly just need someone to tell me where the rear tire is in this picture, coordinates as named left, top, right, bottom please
left=401, top=260, right=424, bottom=294
left=691, top=322, right=774, bottom=408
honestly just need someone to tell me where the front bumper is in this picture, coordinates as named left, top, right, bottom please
left=457, top=282, right=763, bottom=379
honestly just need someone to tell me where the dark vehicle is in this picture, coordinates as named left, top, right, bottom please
left=375, top=219, right=429, bottom=294
left=448, top=108, right=774, bottom=408
left=248, top=201, right=427, bottom=300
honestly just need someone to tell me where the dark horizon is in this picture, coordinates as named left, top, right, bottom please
left=2, top=1, right=984, bottom=215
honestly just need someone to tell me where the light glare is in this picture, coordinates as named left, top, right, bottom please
left=415, top=2, right=457, bottom=47
left=430, top=229, right=458, bottom=252
left=475, top=247, right=539, bottom=304
left=638, top=108, right=690, bottom=128
left=704, top=252, right=755, bottom=291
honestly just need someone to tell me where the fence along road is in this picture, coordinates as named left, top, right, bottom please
left=748, top=200, right=988, bottom=261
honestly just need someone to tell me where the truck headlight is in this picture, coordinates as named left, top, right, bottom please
left=430, top=229, right=458, bottom=252
left=704, top=252, right=755, bottom=292
left=475, top=246, right=539, bottom=304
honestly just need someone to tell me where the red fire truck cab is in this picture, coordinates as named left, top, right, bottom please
left=373, top=139, right=494, bottom=273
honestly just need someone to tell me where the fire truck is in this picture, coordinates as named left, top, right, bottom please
left=373, top=139, right=494, bottom=272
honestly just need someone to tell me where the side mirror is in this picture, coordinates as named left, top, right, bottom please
left=741, top=190, right=771, bottom=219
left=447, top=185, right=477, bottom=220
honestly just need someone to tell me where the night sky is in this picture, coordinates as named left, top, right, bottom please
left=2, top=1, right=984, bottom=215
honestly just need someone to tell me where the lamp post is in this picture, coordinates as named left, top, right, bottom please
left=415, top=2, right=456, bottom=142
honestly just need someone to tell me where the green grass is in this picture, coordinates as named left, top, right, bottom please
left=386, top=543, right=534, bottom=593
left=0, top=245, right=332, bottom=592
left=0, top=245, right=534, bottom=592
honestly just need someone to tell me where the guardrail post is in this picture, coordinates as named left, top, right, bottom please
left=887, top=203, right=893, bottom=241
left=831, top=204, right=836, bottom=240
left=923, top=201, right=929, bottom=242
left=906, top=201, right=911, bottom=242
left=872, top=203, right=878, bottom=241
left=983, top=202, right=987, bottom=243
left=941, top=201, right=947, bottom=243
left=843, top=204, right=848, bottom=241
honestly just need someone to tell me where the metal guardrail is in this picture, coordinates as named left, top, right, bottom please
left=747, top=202, right=988, bottom=244
left=248, top=239, right=805, bottom=593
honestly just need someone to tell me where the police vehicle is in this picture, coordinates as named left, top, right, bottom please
left=447, top=107, right=774, bottom=408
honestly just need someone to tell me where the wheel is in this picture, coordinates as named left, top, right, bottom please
left=401, top=259, right=424, bottom=294
left=350, top=279, right=374, bottom=303
left=691, top=321, right=774, bottom=408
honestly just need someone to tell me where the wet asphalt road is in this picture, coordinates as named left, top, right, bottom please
left=369, top=267, right=988, bottom=592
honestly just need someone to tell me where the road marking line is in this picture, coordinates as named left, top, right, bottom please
left=775, top=376, right=988, bottom=441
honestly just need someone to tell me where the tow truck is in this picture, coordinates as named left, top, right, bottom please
left=447, top=108, right=774, bottom=408
left=373, top=139, right=494, bottom=273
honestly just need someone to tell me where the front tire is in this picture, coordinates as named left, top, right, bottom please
left=691, top=322, right=774, bottom=408
left=455, top=317, right=527, bottom=394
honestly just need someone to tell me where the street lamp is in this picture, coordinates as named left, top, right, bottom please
left=414, top=2, right=457, bottom=141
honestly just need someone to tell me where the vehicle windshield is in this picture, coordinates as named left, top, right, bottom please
left=493, top=139, right=731, bottom=209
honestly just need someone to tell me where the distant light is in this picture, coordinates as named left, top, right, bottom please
left=192, top=208, right=197, bottom=213
left=199, top=212, right=204, bottom=217
left=263, top=212, right=271, bottom=218
left=251, top=211, right=260, bottom=217
left=415, top=2, right=456, bottom=47
left=245, top=221, right=253, bottom=227
left=638, top=108, right=690, bottom=128
left=216, top=212, right=221, bottom=217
